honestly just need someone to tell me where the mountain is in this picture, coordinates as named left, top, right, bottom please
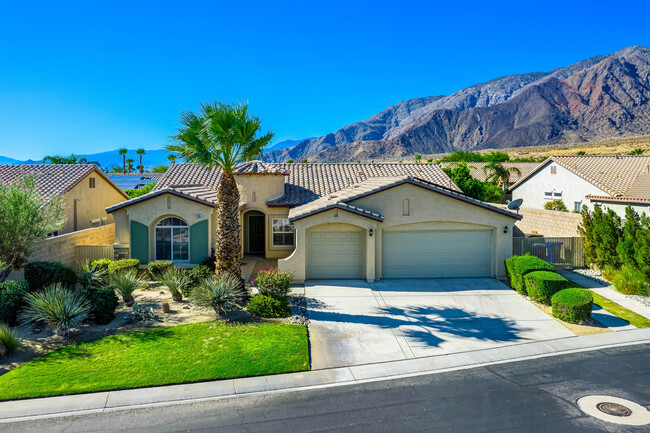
left=264, top=46, right=650, bottom=162
left=265, top=137, right=315, bottom=152
left=0, top=149, right=175, bottom=170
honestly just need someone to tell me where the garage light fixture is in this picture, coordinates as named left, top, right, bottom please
left=504, top=226, right=509, bottom=234
left=369, top=229, right=374, bottom=237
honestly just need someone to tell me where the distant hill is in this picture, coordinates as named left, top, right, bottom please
left=264, top=46, right=650, bottom=162
left=264, top=137, right=315, bottom=153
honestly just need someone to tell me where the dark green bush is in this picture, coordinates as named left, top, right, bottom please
left=148, top=260, right=174, bottom=281
left=185, top=265, right=213, bottom=295
left=108, top=259, right=140, bottom=275
left=0, top=281, right=29, bottom=326
left=505, top=254, right=555, bottom=295
left=552, top=289, right=593, bottom=323
left=82, top=285, right=119, bottom=325
left=24, top=262, right=77, bottom=292
left=89, top=259, right=112, bottom=273
left=525, top=271, right=572, bottom=305
left=246, top=294, right=291, bottom=318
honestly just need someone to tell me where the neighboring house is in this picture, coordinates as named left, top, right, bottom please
left=106, top=162, right=520, bottom=282
left=0, top=164, right=129, bottom=235
left=510, top=156, right=650, bottom=217
left=439, top=162, right=540, bottom=186
left=108, top=173, right=164, bottom=190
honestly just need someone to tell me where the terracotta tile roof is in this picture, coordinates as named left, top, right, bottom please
left=0, top=164, right=129, bottom=202
left=438, top=162, right=540, bottom=184
left=105, top=187, right=218, bottom=213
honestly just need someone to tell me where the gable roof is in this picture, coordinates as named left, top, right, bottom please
left=0, top=164, right=129, bottom=201
left=509, top=156, right=650, bottom=198
left=438, top=162, right=540, bottom=184
left=289, top=176, right=521, bottom=222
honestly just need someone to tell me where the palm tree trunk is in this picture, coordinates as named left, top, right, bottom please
left=215, top=172, right=242, bottom=284
left=123, top=156, right=126, bottom=173
left=501, top=182, right=506, bottom=203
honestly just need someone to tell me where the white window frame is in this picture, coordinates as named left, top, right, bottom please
left=155, top=217, right=190, bottom=262
left=544, top=191, right=553, bottom=200
left=553, top=191, right=563, bottom=198
left=271, top=217, right=295, bottom=247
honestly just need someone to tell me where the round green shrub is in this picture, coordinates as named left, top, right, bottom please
left=148, top=260, right=174, bottom=281
left=612, top=265, right=649, bottom=296
left=524, top=270, right=571, bottom=305
left=82, top=285, right=119, bottom=324
left=253, top=267, right=294, bottom=298
left=246, top=294, right=291, bottom=318
left=505, top=254, right=555, bottom=295
left=552, top=289, right=593, bottom=323
left=0, top=281, right=29, bottom=326
left=89, top=259, right=112, bottom=273
left=24, top=262, right=77, bottom=292
left=0, top=322, right=21, bottom=358
left=108, top=259, right=140, bottom=275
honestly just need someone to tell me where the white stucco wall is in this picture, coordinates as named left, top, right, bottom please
left=588, top=200, right=650, bottom=218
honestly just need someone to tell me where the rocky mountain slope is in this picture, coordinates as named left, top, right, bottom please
left=264, top=46, right=650, bottom=162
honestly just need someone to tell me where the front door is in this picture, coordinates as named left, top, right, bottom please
left=248, top=215, right=265, bottom=254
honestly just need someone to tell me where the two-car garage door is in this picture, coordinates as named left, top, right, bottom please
left=382, top=230, right=493, bottom=278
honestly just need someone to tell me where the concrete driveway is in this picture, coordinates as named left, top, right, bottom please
left=302, top=279, right=574, bottom=369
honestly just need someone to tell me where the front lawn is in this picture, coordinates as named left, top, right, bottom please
left=589, top=291, right=650, bottom=329
left=0, top=322, right=309, bottom=401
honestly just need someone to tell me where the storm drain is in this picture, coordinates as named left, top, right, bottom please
left=578, top=395, right=650, bottom=426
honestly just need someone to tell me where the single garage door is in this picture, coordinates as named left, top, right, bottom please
left=382, top=230, right=493, bottom=278
left=307, top=230, right=364, bottom=279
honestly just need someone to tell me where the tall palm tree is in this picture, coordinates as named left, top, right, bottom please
left=136, top=149, right=146, bottom=173
left=125, top=158, right=134, bottom=173
left=166, top=101, right=274, bottom=280
left=167, top=154, right=177, bottom=164
left=118, top=148, right=128, bottom=173
left=482, top=162, right=521, bottom=202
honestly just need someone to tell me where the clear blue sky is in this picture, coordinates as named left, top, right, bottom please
left=1, top=0, right=649, bottom=160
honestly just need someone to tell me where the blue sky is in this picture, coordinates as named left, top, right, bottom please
left=1, top=0, right=649, bottom=160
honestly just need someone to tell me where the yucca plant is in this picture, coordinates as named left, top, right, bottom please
left=110, top=270, right=148, bottom=303
left=192, top=274, right=242, bottom=317
left=77, top=261, right=109, bottom=288
left=21, top=284, right=91, bottom=334
left=0, top=322, right=21, bottom=357
left=158, top=267, right=190, bottom=302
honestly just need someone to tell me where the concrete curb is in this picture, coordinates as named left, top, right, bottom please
left=1, top=328, right=650, bottom=423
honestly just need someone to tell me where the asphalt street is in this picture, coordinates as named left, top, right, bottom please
left=4, top=343, right=650, bottom=433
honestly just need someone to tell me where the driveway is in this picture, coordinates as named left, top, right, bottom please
left=301, top=279, right=574, bottom=369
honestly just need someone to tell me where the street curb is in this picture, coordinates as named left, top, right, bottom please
left=1, top=328, right=649, bottom=423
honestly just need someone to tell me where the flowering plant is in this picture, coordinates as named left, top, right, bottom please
left=252, top=266, right=294, bottom=298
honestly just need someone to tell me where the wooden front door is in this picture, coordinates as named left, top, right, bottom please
left=248, top=215, right=265, bottom=254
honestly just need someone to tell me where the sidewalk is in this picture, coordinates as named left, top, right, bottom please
left=1, top=328, right=649, bottom=423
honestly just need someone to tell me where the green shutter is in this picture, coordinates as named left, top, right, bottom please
left=190, top=220, right=209, bottom=264
left=130, top=221, right=149, bottom=264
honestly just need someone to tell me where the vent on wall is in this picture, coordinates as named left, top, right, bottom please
left=402, top=198, right=410, bottom=216
left=551, top=166, right=557, bottom=175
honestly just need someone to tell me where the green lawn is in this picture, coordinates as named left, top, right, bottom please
left=590, top=291, right=650, bottom=329
left=0, top=322, right=309, bottom=401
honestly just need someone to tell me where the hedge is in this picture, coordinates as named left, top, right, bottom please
left=148, top=261, right=174, bottom=281
left=108, top=259, right=140, bottom=275
left=82, top=285, right=119, bottom=325
left=524, top=271, right=572, bottom=305
left=24, top=262, right=77, bottom=292
left=0, top=281, right=29, bottom=326
left=246, top=294, right=291, bottom=318
left=552, top=289, right=593, bottom=323
left=89, top=259, right=112, bottom=273
left=505, top=254, right=555, bottom=295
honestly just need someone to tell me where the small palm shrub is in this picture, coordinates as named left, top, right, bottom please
left=110, top=270, right=148, bottom=303
left=148, top=260, right=174, bottom=281
left=21, top=284, right=91, bottom=334
left=613, top=266, right=649, bottom=296
left=524, top=271, right=572, bottom=305
left=192, top=274, right=242, bottom=316
left=108, top=259, right=140, bottom=275
left=0, top=323, right=20, bottom=358
left=82, top=285, right=119, bottom=324
left=24, top=262, right=77, bottom=291
left=544, top=199, right=568, bottom=212
left=0, top=281, right=29, bottom=326
left=78, top=261, right=109, bottom=288
left=159, top=268, right=190, bottom=301
left=253, top=267, right=294, bottom=297
left=552, top=289, right=593, bottom=323
left=246, top=294, right=291, bottom=318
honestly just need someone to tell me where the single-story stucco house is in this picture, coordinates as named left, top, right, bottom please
left=510, top=156, right=650, bottom=217
left=106, top=162, right=521, bottom=282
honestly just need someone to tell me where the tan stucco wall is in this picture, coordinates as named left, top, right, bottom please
left=61, top=172, right=126, bottom=234
left=279, top=183, right=516, bottom=283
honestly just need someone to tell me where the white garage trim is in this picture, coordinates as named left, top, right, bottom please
left=307, top=230, right=366, bottom=279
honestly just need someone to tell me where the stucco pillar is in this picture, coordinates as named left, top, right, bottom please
left=365, top=226, right=376, bottom=282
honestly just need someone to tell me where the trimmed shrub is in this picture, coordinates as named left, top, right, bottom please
left=525, top=271, right=572, bottom=305
left=246, top=294, right=291, bottom=318
left=0, top=323, right=20, bottom=357
left=82, top=285, right=119, bottom=324
left=552, top=289, right=593, bottom=323
left=612, top=266, right=649, bottom=296
left=89, top=259, right=112, bottom=273
left=148, top=260, right=174, bottom=281
left=21, top=284, right=91, bottom=333
left=24, top=262, right=77, bottom=292
left=185, top=265, right=213, bottom=295
left=192, top=274, right=241, bottom=316
left=110, top=270, right=148, bottom=303
left=108, top=259, right=140, bottom=275
left=0, top=281, right=29, bottom=326
left=253, top=267, right=294, bottom=298
left=505, top=254, right=555, bottom=295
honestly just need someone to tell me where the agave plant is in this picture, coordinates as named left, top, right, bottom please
left=0, top=322, right=21, bottom=357
left=158, top=268, right=190, bottom=302
left=110, top=270, right=148, bottom=303
left=21, top=284, right=91, bottom=334
left=192, top=274, right=242, bottom=316
left=77, top=261, right=109, bottom=288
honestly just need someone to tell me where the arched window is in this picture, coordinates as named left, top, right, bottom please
left=155, top=217, right=189, bottom=261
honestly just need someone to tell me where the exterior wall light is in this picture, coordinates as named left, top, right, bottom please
left=504, top=226, right=509, bottom=234
left=369, top=229, right=374, bottom=236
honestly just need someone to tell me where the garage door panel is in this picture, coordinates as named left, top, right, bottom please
left=307, top=230, right=364, bottom=279
left=382, top=230, right=492, bottom=278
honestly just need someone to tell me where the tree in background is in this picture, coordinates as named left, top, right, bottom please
left=167, top=101, right=273, bottom=281
left=543, top=199, right=568, bottom=212
left=442, top=163, right=485, bottom=200
left=42, top=154, right=100, bottom=166
left=628, top=148, right=644, bottom=155
left=483, top=161, right=521, bottom=202
left=579, top=204, right=622, bottom=270
left=167, top=154, right=177, bottom=164
left=118, top=148, right=128, bottom=173
left=125, top=158, right=134, bottom=173
left=136, top=149, right=146, bottom=173
left=151, top=165, right=168, bottom=174
left=125, top=182, right=157, bottom=199
left=0, top=176, right=65, bottom=282
left=414, top=155, right=422, bottom=163
left=617, top=206, right=641, bottom=269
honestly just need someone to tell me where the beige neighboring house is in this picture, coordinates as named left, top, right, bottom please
left=510, top=156, right=650, bottom=217
left=0, top=164, right=129, bottom=235
left=106, top=162, right=520, bottom=282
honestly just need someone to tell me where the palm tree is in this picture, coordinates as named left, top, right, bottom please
left=166, top=101, right=274, bottom=281
left=167, top=154, right=177, bottom=164
left=118, top=148, right=128, bottom=173
left=136, top=149, right=146, bottom=173
left=125, top=158, right=134, bottom=173
left=42, top=154, right=100, bottom=166
left=415, top=155, right=422, bottom=163
left=482, top=162, right=521, bottom=202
